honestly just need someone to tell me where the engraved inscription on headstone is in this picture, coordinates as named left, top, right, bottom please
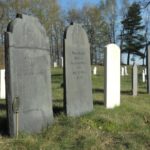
left=5, top=14, right=53, bottom=136
left=64, top=23, right=93, bottom=116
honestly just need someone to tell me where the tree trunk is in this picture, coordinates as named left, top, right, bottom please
left=127, top=52, right=130, bottom=65
left=90, top=46, right=93, bottom=65
left=143, top=57, right=145, bottom=66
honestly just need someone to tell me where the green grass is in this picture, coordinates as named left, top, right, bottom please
left=0, top=66, right=150, bottom=150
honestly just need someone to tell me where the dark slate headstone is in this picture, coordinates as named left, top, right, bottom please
left=64, top=23, right=93, bottom=116
left=5, top=14, right=53, bottom=136
left=132, top=63, right=138, bottom=96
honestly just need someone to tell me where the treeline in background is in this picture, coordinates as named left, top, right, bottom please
left=0, top=0, right=150, bottom=67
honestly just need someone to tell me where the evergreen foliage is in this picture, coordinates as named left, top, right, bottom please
left=121, top=2, right=145, bottom=65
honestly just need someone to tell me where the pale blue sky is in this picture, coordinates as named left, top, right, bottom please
left=58, top=0, right=100, bottom=10
left=58, top=0, right=138, bottom=11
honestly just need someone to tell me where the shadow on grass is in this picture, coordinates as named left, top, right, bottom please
left=0, top=116, right=7, bottom=135
left=51, top=74, right=63, bottom=84
left=0, top=103, right=6, bottom=110
left=0, top=100, right=8, bottom=135
left=121, top=90, right=147, bottom=95
left=138, top=91, right=147, bottom=94
left=94, top=100, right=104, bottom=106
left=51, top=73, right=62, bottom=77
left=92, top=88, right=104, bottom=93
left=53, top=99, right=64, bottom=116
left=121, top=90, right=132, bottom=95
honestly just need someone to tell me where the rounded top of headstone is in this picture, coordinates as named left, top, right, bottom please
left=7, top=14, right=49, bottom=50
left=106, top=43, right=120, bottom=51
left=65, top=23, right=89, bottom=45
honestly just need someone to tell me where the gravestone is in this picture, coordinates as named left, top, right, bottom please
left=54, top=62, right=57, bottom=68
left=144, top=68, right=147, bottom=75
left=104, top=44, right=120, bottom=109
left=60, top=57, right=63, bottom=67
left=142, top=70, right=146, bottom=83
left=124, top=66, right=128, bottom=75
left=64, top=23, right=93, bottom=116
left=93, top=66, right=97, bottom=75
left=0, top=69, right=6, bottom=99
left=121, top=67, right=124, bottom=76
left=132, top=63, right=138, bottom=96
left=147, top=45, right=150, bottom=93
left=5, top=14, right=53, bottom=136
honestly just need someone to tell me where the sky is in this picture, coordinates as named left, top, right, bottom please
left=58, top=0, right=100, bottom=10
left=58, top=0, right=139, bottom=11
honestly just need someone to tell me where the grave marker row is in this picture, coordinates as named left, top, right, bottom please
left=4, top=14, right=121, bottom=136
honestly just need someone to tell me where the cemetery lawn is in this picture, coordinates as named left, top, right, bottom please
left=0, top=66, right=150, bottom=150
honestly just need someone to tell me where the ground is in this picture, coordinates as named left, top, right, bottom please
left=0, top=66, right=150, bottom=150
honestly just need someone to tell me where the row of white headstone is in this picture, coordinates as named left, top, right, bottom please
left=0, top=69, right=5, bottom=99
left=0, top=67, right=148, bottom=99
left=92, top=66, right=147, bottom=83
left=93, top=65, right=129, bottom=76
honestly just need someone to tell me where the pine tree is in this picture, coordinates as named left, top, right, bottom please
left=121, top=2, right=145, bottom=65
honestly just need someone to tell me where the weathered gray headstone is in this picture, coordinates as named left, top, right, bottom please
left=124, top=66, right=128, bottom=75
left=132, top=63, right=138, bottom=96
left=147, top=45, right=150, bottom=93
left=5, top=14, right=53, bottom=136
left=64, top=23, right=93, bottom=116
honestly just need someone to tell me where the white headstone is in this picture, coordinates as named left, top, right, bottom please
left=124, top=66, right=128, bottom=75
left=61, top=57, right=63, bottom=67
left=104, top=44, right=120, bottom=109
left=0, top=69, right=6, bottom=99
left=144, top=68, right=147, bottom=75
left=121, top=67, right=124, bottom=76
left=54, top=62, right=57, bottom=68
left=93, top=66, right=97, bottom=75
left=142, top=70, right=146, bottom=83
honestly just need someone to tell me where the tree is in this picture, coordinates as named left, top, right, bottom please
left=67, top=8, right=81, bottom=23
left=141, top=0, right=150, bottom=8
left=119, top=0, right=129, bottom=64
left=66, top=4, right=110, bottom=65
left=29, top=0, right=63, bottom=66
left=100, top=0, right=118, bottom=43
left=82, top=5, right=109, bottom=64
left=121, top=2, right=145, bottom=65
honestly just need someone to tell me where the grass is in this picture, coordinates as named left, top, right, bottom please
left=0, top=66, right=150, bottom=150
